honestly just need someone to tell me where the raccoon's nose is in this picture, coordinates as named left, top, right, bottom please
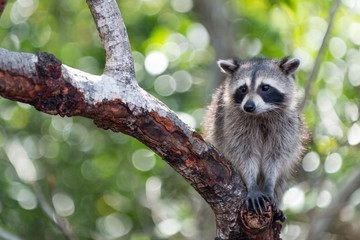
left=244, top=100, right=256, bottom=113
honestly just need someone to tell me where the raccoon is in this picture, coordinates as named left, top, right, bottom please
left=203, top=57, right=307, bottom=220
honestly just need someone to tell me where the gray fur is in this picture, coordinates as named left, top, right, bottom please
left=203, top=57, right=307, bottom=214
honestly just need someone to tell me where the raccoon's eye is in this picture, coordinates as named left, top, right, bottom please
left=239, top=86, right=248, bottom=94
left=261, top=85, right=270, bottom=91
left=234, top=86, right=248, bottom=103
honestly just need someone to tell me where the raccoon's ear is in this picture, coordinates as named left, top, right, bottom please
left=279, top=57, right=300, bottom=75
left=217, top=58, right=240, bottom=75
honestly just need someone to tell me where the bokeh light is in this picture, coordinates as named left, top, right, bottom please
left=145, top=51, right=169, bottom=75
left=339, top=205, right=355, bottom=222
left=347, top=123, right=360, bottom=145
left=186, top=23, right=210, bottom=49
left=5, top=140, right=37, bottom=182
left=349, top=22, right=360, bottom=45
left=132, top=149, right=156, bottom=172
left=302, top=151, right=320, bottom=172
left=17, top=188, right=37, bottom=210
left=154, top=75, right=176, bottom=96
left=1, top=0, right=360, bottom=239
left=324, top=152, right=342, bottom=174
left=348, top=63, right=360, bottom=86
left=344, top=102, right=359, bottom=122
left=282, top=186, right=305, bottom=211
left=173, top=71, right=192, bottom=93
left=96, top=214, right=133, bottom=239
left=171, top=0, right=193, bottom=13
left=52, top=192, right=75, bottom=217
left=157, top=218, right=181, bottom=237
left=316, top=190, right=332, bottom=208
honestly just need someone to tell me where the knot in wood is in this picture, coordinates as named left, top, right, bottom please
left=36, top=51, right=62, bottom=80
left=240, top=203, right=273, bottom=236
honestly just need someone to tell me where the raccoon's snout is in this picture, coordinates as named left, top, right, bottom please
left=244, top=100, right=256, bottom=113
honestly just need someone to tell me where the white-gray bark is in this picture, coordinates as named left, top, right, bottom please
left=86, top=0, right=135, bottom=79
left=0, top=0, right=285, bottom=239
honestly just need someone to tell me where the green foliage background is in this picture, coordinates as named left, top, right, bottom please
left=0, top=0, right=360, bottom=239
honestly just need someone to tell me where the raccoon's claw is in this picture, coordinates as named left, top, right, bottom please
left=244, top=192, right=286, bottom=221
left=244, top=191, right=269, bottom=215
left=265, top=195, right=276, bottom=208
left=274, top=208, right=286, bottom=222
left=264, top=195, right=286, bottom=222
left=269, top=201, right=286, bottom=222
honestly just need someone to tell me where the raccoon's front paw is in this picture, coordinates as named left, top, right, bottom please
left=244, top=190, right=269, bottom=215
left=263, top=193, right=286, bottom=222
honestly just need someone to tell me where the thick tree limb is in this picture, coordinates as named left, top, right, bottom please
left=0, top=0, right=284, bottom=238
left=0, top=47, right=249, bottom=239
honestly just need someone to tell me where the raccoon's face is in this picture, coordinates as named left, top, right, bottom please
left=218, top=57, right=300, bottom=114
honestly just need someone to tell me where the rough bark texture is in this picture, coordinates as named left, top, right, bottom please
left=0, top=0, right=284, bottom=238
left=86, top=0, right=135, bottom=79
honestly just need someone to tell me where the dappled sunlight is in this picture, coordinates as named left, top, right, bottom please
left=5, top=140, right=38, bottom=182
left=132, top=149, right=156, bottom=172
left=282, top=186, right=305, bottom=212
left=154, top=74, right=176, bottom=96
left=324, top=152, right=342, bottom=174
left=1, top=0, right=360, bottom=239
left=52, top=192, right=75, bottom=217
left=96, top=214, right=133, bottom=239
left=170, top=0, right=193, bottom=13
left=17, top=188, right=37, bottom=210
left=145, top=51, right=169, bottom=75
left=302, top=151, right=320, bottom=172
left=316, top=190, right=332, bottom=208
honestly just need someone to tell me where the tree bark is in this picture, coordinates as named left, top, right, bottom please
left=0, top=0, right=283, bottom=238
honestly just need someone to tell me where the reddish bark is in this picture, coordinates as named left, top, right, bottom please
left=0, top=49, right=283, bottom=239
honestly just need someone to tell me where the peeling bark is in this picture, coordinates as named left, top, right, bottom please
left=0, top=0, right=285, bottom=238
left=0, top=47, right=283, bottom=239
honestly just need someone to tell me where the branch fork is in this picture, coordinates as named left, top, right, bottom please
left=0, top=0, right=286, bottom=239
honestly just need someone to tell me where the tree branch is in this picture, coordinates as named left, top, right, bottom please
left=0, top=0, right=284, bottom=238
left=31, top=182, right=76, bottom=240
left=194, top=0, right=235, bottom=60
left=0, top=47, right=250, bottom=238
left=300, top=0, right=341, bottom=110
left=194, top=0, right=236, bottom=96
left=0, top=227, right=23, bottom=240
left=86, top=0, right=135, bottom=80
